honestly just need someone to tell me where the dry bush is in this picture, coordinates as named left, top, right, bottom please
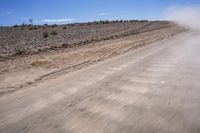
left=30, top=60, right=50, bottom=67
left=13, top=25, right=19, bottom=28
left=51, top=24, right=58, bottom=28
left=43, top=32, right=49, bottom=38
left=29, top=27, right=38, bottom=30
left=50, top=31, right=58, bottom=35
left=63, top=26, right=67, bottom=30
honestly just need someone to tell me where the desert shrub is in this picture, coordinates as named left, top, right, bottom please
left=51, top=24, right=58, bottom=28
left=99, top=20, right=104, bottom=24
left=79, top=23, right=84, bottom=26
left=130, top=20, right=139, bottom=22
left=15, top=49, right=25, bottom=55
left=21, top=22, right=26, bottom=27
left=13, top=25, right=19, bottom=28
left=30, top=60, right=50, bottom=67
left=50, top=31, right=58, bottom=35
left=87, top=22, right=92, bottom=25
left=140, top=20, right=148, bottom=23
left=63, top=26, right=67, bottom=30
left=93, top=21, right=98, bottom=24
left=102, top=20, right=109, bottom=24
left=29, top=26, right=38, bottom=30
left=69, top=23, right=75, bottom=26
left=43, top=32, right=49, bottom=38
left=110, top=20, right=117, bottom=23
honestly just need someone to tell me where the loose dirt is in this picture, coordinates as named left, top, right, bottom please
left=0, top=25, right=184, bottom=96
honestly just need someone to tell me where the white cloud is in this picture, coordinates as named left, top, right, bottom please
left=98, top=13, right=107, bottom=16
left=42, top=18, right=74, bottom=23
left=164, top=5, right=200, bottom=31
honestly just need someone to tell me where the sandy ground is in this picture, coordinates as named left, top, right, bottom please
left=0, top=26, right=184, bottom=96
left=0, top=31, right=200, bottom=133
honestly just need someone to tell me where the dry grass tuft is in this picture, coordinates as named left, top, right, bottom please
left=30, top=60, right=50, bottom=67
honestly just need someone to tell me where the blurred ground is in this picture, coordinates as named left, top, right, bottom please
left=0, top=31, right=200, bottom=133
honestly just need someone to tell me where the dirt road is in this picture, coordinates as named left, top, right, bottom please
left=0, top=26, right=183, bottom=94
left=0, top=31, right=200, bottom=133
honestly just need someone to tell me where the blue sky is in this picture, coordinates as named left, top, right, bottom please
left=0, top=0, right=200, bottom=26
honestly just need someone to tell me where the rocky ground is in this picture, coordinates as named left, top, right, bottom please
left=0, top=21, right=173, bottom=59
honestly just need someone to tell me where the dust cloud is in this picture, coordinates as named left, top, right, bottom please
left=164, top=5, right=200, bottom=31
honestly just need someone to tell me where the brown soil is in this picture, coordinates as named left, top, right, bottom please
left=0, top=24, right=185, bottom=96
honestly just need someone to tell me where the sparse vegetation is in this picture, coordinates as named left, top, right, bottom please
left=63, top=26, right=67, bottom=30
left=140, top=20, right=148, bottom=23
left=50, top=31, right=58, bottom=35
left=30, top=60, right=50, bottom=67
left=13, top=25, right=19, bottom=28
left=0, top=20, right=173, bottom=58
left=43, top=32, right=49, bottom=38
left=51, top=24, right=58, bottom=28
left=69, top=23, right=75, bottom=26
left=29, top=26, right=38, bottom=30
